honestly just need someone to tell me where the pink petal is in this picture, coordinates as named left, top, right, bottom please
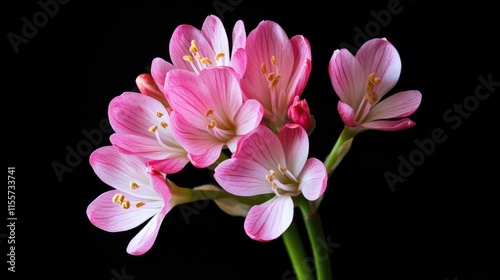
left=328, top=48, right=364, bottom=107
left=288, top=35, right=312, bottom=98
left=199, top=67, right=242, bottom=117
left=231, top=20, right=246, bottom=53
left=151, top=57, right=175, bottom=101
left=337, top=101, right=361, bottom=127
left=201, top=15, right=230, bottom=66
left=89, top=146, right=155, bottom=197
left=356, top=38, right=401, bottom=100
left=169, top=25, right=214, bottom=72
left=109, top=133, right=169, bottom=159
left=232, top=125, right=285, bottom=171
left=244, top=196, right=294, bottom=241
left=126, top=212, right=165, bottom=255
left=86, top=190, right=156, bottom=233
left=365, top=90, right=422, bottom=122
left=214, top=158, right=273, bottom=196
left=278, top=124, right=308, bottom=176
left=362, top=118, right=416, bottom=131
left=234, top=99, right=264, bottom=135
left=299, top=158, right=328, bottom=201
left=108, top=92, right=169, bottom=137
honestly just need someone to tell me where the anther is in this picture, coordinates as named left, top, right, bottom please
left=148, top=125, right=158, bottom=132
left=112, top=193, right=125, bottom=204
left=215, top=53, right=225, bottom=60
left=130, top=182, right=139, bottom=190
left=160, top=121, right=168, bottom=128
left=261, top=63, right=267, bottom=74
left=136, top=202, right=146, bottom=208
left=183, top=55, right=194, bottom=62
left=156, top=112, right=164, bottom=118
left=271, top=56, right=277, bottom=66
left=207, top=119, right=217, bottom=129
left=189, top=40, right=199, bottom=53
left=120, top=200, right=130, bottom=209
left=205, top=109, right=214, bottom=117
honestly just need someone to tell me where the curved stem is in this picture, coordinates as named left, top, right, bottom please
left=282, top=221, right=315, bottom=280
left=298, top=196, right=332, bottom=280
left=323, top=126, right=356, bottom=176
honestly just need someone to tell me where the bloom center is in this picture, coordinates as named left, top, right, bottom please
left=265, top=164, right=300, bottom=197
left=355, top=72, right=381, bottom=123
left=205, top=108, right=234, bottom=140
left=148, top=111, right=177, bottom=149
left=182, top=40, right=225, bottom=74
left=261, top=55, right=281, bottom=90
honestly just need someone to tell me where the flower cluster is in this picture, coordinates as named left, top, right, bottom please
left=86, top=14, right=421, bottom=279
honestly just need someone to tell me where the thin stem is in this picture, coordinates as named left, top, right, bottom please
left=282, top=221, right=315, bottom=280
left=323, top=126, right=356, bottom=176
left=298, top=196, right=332, bottom=280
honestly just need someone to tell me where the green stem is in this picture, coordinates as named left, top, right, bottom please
left=298, top=196, right=332, bottom=280
left=323, top=126, right=356, bottom=176
left=282, top=221, right=315, bottom=280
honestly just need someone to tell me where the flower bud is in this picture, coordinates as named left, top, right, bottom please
left=136, top=73, right=170, bottom=109
left=287, top=96, right=314, bottom=133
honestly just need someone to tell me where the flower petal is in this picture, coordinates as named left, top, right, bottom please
left=126, top=212, right=165, bottom=255
left=299, top=158, right=328, bottom=201
left=365, top=90, right=422, bottom=122
left=362, top=118, right=416, bottom=131
left=151, top=57, right=175, bottom=101
left=201, top=15, right=230, bottom=66
left=233, top=99, right=263, bottom=135
left=337, top=101, right=360, bottom=127
left=244, top=196, right=294, bottom=241
left=89, top=146, right=156, bottom=198
left=278, top=124, right=308, bottom=175
left=356, top=38, right=401, bottom=100
left=328, top=48, right=364, bottom=106
left=86, top=190, right=157, bottom=232
left=288, top=35, right=312, bottom=98
left=214, top=158, right=273, bottom=196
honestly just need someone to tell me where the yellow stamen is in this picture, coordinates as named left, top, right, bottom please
left=207, top=119, right=217, bottom=129
left=200, top=57, right=212, bottom=65
left=148, top=125, right=158, bottom=132
left=271, top=56, right=277, bottom=66
left=156, top=112, right=164, bottom=118
left=136, top=201, right=146, bottom=208
left=183, top=55, right=194, bottom=62
left=120, top=200, right=130, bottom=209
left=269, top=75, right=281, bottom=89
left=161, top=121, right=168, bottom=128
left=266, top=169, right=276, bottom=182
left=130, top=182, right=139, bottom=190
left=205, top=109, right=214, bottom=117
left=261, top=63, right=267, bottom=74
left=365, top=72, right=381, bottom=105
left=215, top=53, right=225, bottom=60
left=189, top=40, right=199, bottom=53
left=267, top=73, right=276, bottom=81
left=112, top=193, right=125, bottom=204
left=278, top=164, right=287, bottom=173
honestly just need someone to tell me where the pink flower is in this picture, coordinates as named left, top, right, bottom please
left=108, top=92, right=189, bottom=174
left=241, top=20, right=312, bottom=132
left=328, top=38, right=422, bottom=133
left=165, top=67, right=264, bottom=168
left=86, top=146, right=192, bottom=255
left=136, top=73, right=170, bottom=110
left=213, top=124, right=327, bottom=241
left=151, top=15, right=247, bottom=101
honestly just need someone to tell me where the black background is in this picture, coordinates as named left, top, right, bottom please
left=4, top=0, right=499, bottom=279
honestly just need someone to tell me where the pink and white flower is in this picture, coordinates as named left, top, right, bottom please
left=86, top=146, right=192, bottom=255
left=241, top=20, right=312, bottom=132
left=108, top=92, right=189, bottom=174
left=214, top=124, right=327, bottom=241
left=166, top=67, right=263, bottom=168
left=151, top=14, right=247, bottom=101
left=328, top=37, right=422, bottom=133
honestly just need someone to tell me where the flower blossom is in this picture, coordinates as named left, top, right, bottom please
left=241, top=20, right=312, bottom=132
left=214, top=124, right=327, bottom=241
left=165, top=67, right=264, bottom=168
left=86, top=146, right=192, bottom=255
left=108, top=92, right=189, bottom=174
left=151, top=14, right=247, bottom=101
left=328, top=37, right=422, bottom=133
